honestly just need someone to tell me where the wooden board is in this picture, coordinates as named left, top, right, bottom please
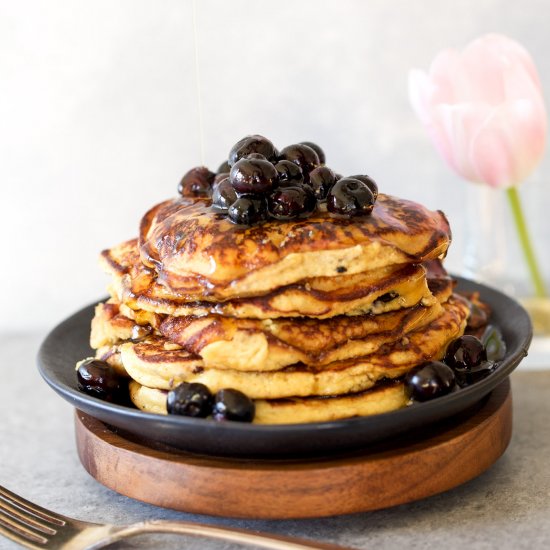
left=75, top=379, right=512, bottom=519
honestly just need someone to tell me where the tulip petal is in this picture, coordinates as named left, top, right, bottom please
left=470, top=100, right=546, bottom=187
left=461, top=38, right=507, bottom=102
left=428, top=49, right=466, bottom=104
left=429, top=103, right=494, bottom=183
left=409, top=33, right=547, bottom=187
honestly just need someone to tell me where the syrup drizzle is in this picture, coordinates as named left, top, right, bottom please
left=192, top=0, right=205, bottom=165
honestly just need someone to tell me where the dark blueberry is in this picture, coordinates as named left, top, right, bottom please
left=228, top=135, right=278, bottom=166
left=274, top=160, right=304, bottom=187
left=212, top=177, right=238, bottom=211
left=467, top=301, right=489, bottom=329
left=309, top=166, right=337, bottom=200
left=481, top=325, right=507, bottom=362
left=166, top=382, right=213, bottom=418
left=228, top=195, right=267, bottom=225
left=268, top=186, right=316, bottom=220
left=280, top=144, right=320, bottom=181
left=404, top=361, right=456, bottom=402
left=217, top=160, right=230, bottom=174
left=377, top=291, right=399, bottom=303
left=229, top=158, right=278, bottom=195
left=327, top=177, right=375, bottom=216
left=444, top=335, right=487, bottom=370
left=214, top=171, right=230, bottom=184
left=453, top=361, right=496, bottom=387
left=212, top=388, right=255, bottom=422
left=77, top=359, right=124, bottom=402
left=246, top=153, right=267, bottom=160
left=178, top=167, right=216, bottom=198
left=349, top=174, right=378, bottom=200
left=299, top=141, right=325, bottom=164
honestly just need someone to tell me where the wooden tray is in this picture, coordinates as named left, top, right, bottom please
left=75, top=379, right=512, bottom=519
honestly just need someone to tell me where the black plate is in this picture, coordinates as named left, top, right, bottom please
left=37, top=278, right=531, bottom=458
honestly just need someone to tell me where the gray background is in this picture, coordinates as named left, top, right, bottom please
left=1, top=0, right=549, bottom=332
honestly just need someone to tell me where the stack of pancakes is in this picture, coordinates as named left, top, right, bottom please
left=90, top=193, right=470, bottom=423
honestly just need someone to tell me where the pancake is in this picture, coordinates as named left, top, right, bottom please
left=157, top=294, right=447, bottom=372
left=129, top=380, right=408, bottom=424
left=91, top=276, right=453, bottom=371
left=114, top=294, right=469, bottom=399
left=90, top=300, right=157, bottom=349
left=137, top=194, right=451, bottom=299
left=102, top=240, right=438, bottom=319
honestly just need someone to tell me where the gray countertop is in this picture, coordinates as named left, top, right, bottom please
left=1, top=332, right=549, bottom=550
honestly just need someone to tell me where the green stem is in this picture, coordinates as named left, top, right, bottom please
left=506, top=186, right=547, bottom=298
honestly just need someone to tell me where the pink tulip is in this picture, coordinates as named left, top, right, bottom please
left=409, top=33, right=547, bottom=188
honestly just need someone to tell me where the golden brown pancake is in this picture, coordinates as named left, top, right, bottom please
left=157, top=295, right=446, bottom=372
left=137, top=194, right=451, bottom=299
left=113, top=294, right=469, bottom=399
left=90, top=301, right=155, bottom=349
left=129, top=380, right=408, bottom=424
left=91, top=275, right=453, bottom=372
left=101, top=240, right=442, bottom=319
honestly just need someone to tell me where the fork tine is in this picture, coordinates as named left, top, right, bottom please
left=0, top=498, right=57, bottom=535
left=0, top=485, right=66, bottom=526
left=0, top=510, right=49, bottom=548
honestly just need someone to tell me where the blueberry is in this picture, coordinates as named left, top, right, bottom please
left=444, top=335, right=492, bottom=387
left=349, top=174, right=378, bottom=200
left=308, top=166, right=337, bottom=200
left=274, top=160, right=304, bottom=187
left=212, top=389, right=255, bottom=422
left=228, top=195, right=267, bottom=225
left=246, top=153, right=267, bottom=160
left=467, top=301, right=489, bottom=330
left=268, top=186, right=316, bottom=220
left=228, top=135, right=278, bottom=166
left=217, top=160, right=230, bottom=174
left=377, top=291, right=399, bottom=303
left=280, top=144, right=320, bottom=181
left=454, top=362, right=496, bottom=387
left=444, top=335, right=487, bottom=370
left=214, top=171, right=230, bottom=184
left=229, top=157, right=279, bottom=195
left=299, top=141, right=325, bottom=164
left=166, top=382, right=213, bottom=418
left=327, top=177, right=375, bottom=216
left=404, top=361, right=456, bottom=402
left=178, top=167, right=216, bottom=198
left=212, top=177, right=238, bottom=211
left=77, top=359, right=124, bottom=402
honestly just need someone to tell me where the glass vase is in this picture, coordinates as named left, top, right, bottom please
left=462, top=184, right=550, bottom=368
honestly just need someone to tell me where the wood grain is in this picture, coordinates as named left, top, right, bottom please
left=75, top=379, right=512, bottom=519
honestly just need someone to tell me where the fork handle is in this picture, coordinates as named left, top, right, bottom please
left=105, top=519, right=355, bottom=550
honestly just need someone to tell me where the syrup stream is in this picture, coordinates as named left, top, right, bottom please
left=192, top=0, right=205, bottom=165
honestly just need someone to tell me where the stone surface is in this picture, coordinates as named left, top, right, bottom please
left=1, top=332, right=550, bottom=549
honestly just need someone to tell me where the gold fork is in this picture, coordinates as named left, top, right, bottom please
left=0, top=485, right=353, bottom=550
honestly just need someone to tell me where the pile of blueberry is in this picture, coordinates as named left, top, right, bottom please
left=76, top=360, right=255, bottom=422
left=177, top=135, right=379, bottom=225
left=404, top=326, right=506, bottom=402
left=166, top=383, right=255, bottom=422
